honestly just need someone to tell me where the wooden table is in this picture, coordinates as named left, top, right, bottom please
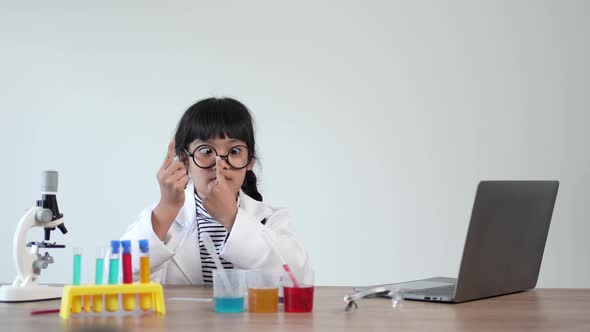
left=1, top=286, right=588, bottom=331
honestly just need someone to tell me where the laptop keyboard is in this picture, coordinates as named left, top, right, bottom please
left=408, top=284, right=456, bottom=297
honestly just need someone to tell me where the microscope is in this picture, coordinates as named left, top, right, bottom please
left=0, top=171, right=68, bottom=302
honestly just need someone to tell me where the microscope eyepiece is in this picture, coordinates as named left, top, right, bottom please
left=38, top=171, right=66, bottom=243
left=41, top=171, right=58, bottom=193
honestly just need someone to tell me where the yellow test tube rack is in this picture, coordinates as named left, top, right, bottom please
left=59, top=283, right=166, bottom=319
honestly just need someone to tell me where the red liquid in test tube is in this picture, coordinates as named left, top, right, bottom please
left=121, top=240, right=135, bottom=311
left=123, top=253, right=132, bottom=283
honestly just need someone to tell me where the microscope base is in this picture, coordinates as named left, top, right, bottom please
left=0, top=284, right=63, bottom=302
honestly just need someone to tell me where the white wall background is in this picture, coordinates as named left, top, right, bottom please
left=0, top=0, right=588, bottom=287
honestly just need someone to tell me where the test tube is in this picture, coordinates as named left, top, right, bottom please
left=138, top=239, right=152, bottom=311
left=121, top=240, right=136, bottom=311
left=106, top=240, right=120, bottom=312
left=93, top=246, right=106, bottom=313
left=71, top=247, right=82, bottom=313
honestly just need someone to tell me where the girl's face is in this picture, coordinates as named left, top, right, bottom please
left=184, top=137, right=254, bottom=197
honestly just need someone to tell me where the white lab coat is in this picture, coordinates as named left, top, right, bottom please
left=120, top=184, right=310, bottom=285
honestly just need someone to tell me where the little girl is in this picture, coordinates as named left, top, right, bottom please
left=121, top=97, right=310, bottom=284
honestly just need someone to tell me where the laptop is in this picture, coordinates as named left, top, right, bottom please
left=356, top=181, right=559, bottom=303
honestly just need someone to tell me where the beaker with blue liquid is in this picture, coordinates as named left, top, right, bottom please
left=213, top=269, right=246, bottom=313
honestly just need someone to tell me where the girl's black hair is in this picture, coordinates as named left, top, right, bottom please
left=174, top=97, right=263, bottom=201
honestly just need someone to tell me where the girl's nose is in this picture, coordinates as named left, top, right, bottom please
left=215, top=156, right=230, bottom=169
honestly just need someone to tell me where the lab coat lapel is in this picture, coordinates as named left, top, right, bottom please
left=169, top=185, right=272, bottom=285
left=170, top=183, right=203, bottom=284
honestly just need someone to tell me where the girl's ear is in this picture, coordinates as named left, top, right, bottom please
left=178, top=150, right=190, bottom=170
left=246, top=157, right=256, bottom=171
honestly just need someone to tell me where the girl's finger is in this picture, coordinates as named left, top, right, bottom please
left=163, top=161, right=186, bottom=178
left=171, top=168, right=187, bottom=183
left=208, top=180, right=217, bottom=192
left=160, top=139, right=176, bottom=170
left=215, top=157, right=225, bottom=184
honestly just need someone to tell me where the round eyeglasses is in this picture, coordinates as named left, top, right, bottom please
left=186, top=144, right=252, bottom=169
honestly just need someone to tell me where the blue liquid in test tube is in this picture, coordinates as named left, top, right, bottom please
left=106, top=240, right=120, bottom=312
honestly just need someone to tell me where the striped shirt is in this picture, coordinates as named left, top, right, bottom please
left=195, top=192, right=234, bottom=284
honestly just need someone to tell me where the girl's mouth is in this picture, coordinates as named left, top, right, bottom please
left=210, top=177, right=231, bottom=183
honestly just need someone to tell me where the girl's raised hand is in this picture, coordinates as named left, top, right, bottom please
left=156, top=139, right=189, bottom=214
left=198, top=157, right=239, bottom=231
